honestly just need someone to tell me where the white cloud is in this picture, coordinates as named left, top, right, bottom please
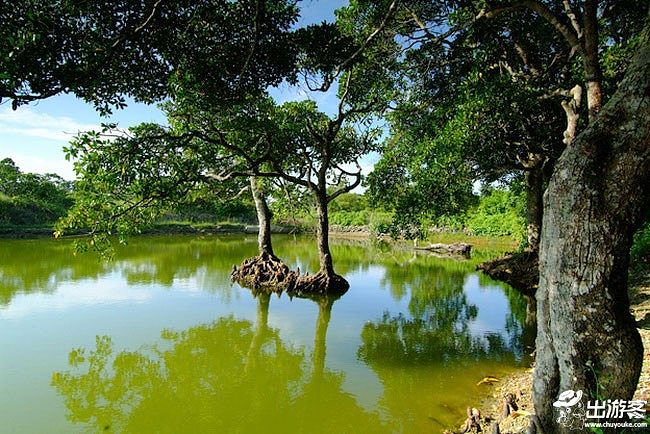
left=0, top=278, right=153, bottom=320
left=0, top=106, right=104, bottom=179
left=0, top=107, right=100, bottom=142
left=3, top=152, right=75, bottom=180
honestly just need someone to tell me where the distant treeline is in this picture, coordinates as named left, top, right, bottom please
left=3, top=156, right=647, bottom=262
left=0, top=158, right=73, bottom=226
left=0, top=158, right=257, bottom=228
left=0, top=157, right=527, bottom=239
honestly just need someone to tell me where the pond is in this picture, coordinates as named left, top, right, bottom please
left=0, top=234, right=534, bottom=433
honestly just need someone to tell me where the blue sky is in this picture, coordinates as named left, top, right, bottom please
left=0, top=0, right=383, bottom=182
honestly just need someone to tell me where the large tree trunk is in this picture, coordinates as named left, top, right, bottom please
left=533, top=20, right=650, bottom=433
left=525, top=163, right=544, bottom=252
left=250, top=176, right=273, bottom=256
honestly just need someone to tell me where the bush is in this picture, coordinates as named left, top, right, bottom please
left=369, top=211, right=393, bottom=235
left=165, top=197, right=256, bottom=224
left=631, top=221, right=650, bottom=263
left=464, top=188, right=526, bottom=240
left=430, top=214, right=467, bottom=232
left=0, top=194, right=70, bottom=226
left=329, top=210, right=370, bottom=227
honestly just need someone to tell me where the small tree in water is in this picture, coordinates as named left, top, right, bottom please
left=209, top=97, right=380, bottom=294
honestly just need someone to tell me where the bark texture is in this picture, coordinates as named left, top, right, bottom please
left=250, top=176, right=273, bottom=256
left=534, top=21, right=650, bottom=433
left=582, top=0, right=603, bottom=121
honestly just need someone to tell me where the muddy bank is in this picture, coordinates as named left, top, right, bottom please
left=477, top=251, right=538, bottom=297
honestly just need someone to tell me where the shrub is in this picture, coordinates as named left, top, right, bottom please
left=631, top=221, right=650, bottom=263
left=369, top=211, right=393, bottom=235
left=329, top=210, right=370, bottom=227
left=464, top=188, right=526, bottom=240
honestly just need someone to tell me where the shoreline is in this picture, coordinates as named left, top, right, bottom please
left=454, top=266, right=650, bottom=434
left=0, top=222, right=302, bottom=239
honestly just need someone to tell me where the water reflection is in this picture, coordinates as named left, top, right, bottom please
left=361, top=256, right=517, bottom=364
left=0, top=236, right=256, bottom=307
left=52, top=292, right=389, bottom=433
left=0, top=235, right=534, bottom=432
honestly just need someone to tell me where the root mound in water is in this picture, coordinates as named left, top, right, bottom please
left=289, top=271, right=350, bottom=297
left=231, top=251, right=299, bottom=293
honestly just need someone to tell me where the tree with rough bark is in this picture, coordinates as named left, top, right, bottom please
left=533, top=13, right=650, bottom=433
left=342, top=1, right=649, bottom=432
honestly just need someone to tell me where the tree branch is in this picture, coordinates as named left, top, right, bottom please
left=491, top=1, right=582, bottom=53
left=314, top=0, right=399, bottom=91
left=327, top=167, right=362, bottom=203
left=562, top=0, right=583, bottom=39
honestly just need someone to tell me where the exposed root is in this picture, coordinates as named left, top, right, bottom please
left=231, top=253, right=351, bottom=296
left=288, top=271, right=350, bottom=297
left=231, top=251, right=300, bottom=294
left=477, top=251, right=538, bottom=296
left=459, top=407, right=482, bottom=433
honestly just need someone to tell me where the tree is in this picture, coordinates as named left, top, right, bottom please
left=341, top=1, right=648, bottom=432
left=0, top=158, right=73, bottom=225
left=355, top=7, right=555, bottom=245
left=1, top=0, right=299, bottom=113
left=58, top=97, right=305, bottom=292
left=0, top=158, right=21, bottom=195
left=533, top=16, right=650, bottom=432
left=345, top=0, right=644, bottom=251
left=365, top=110, right=476, bottom=240
left=191, top=96, right=380, bottom=293
left=226, top=98, right=380, bottom=293
left=167, top=34, right=385, bottom=291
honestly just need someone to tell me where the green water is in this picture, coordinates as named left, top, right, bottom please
left=0, top=235, right=533, bottom=433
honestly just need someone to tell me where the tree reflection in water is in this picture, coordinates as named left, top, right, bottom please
left=52, top=291, right=389, bottom=433
left=357, top=255, right=529, bottom=430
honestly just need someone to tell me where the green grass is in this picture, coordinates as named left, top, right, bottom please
left=425, top=232, right=518, bottom=250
